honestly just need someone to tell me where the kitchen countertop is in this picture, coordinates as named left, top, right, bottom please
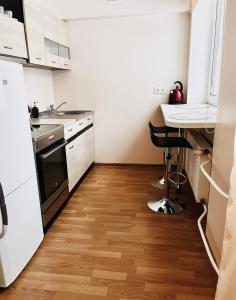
left=31, top=111, right=93, bottom=127
left=160, top=104, right=217, bottom=128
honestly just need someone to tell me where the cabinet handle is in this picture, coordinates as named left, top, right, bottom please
left=3, top=45, right=13, bottom=50
left=87, top=118, right=91, bottom=121
left=64, top=63, right=68, bottom=66
left=36, top=57, right=42, bottom=61
left=79, top=122, right=83, bottom=126
left=51, top=61, right=56, bottom=64
left=68, top=128, right=73, bottom=132
left=0, top=182, right=8, bottom=239
left=69, top=145, right=74, bottom=150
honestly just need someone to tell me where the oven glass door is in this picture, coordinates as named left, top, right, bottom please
left=37, top=140, right=68, bottom=207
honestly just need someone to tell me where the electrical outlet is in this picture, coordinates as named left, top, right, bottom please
left=153, top=87, right=167, bottom=95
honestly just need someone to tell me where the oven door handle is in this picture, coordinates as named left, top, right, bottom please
left=40, top=141, right=68, bottom=159
left=0, top=182, right=8, bottom=239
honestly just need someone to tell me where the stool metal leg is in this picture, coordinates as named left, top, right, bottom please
left=147, top=147, right=185, bottom=215
left=151, top=151, right=167, bottom=189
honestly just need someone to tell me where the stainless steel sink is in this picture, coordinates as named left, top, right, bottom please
left=54, top=110, right=91, bottom=116
left=39, top=110, right=92, bottom=120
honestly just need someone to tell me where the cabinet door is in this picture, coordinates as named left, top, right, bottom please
left=44, top=13, right=58, bottom=43
left=59, top=45, right=70, bottom=70
left=66, top=140, right=78, bottom=192
left=57, top=19, right=70, bottom=47
left=83, top=127, right=95, bottom=168
left=23, top=0, right=46, bottom=65
left=66, top=128, right=95, bottom=192
left=76, top=127, right=95, bottom=181
left=45, top=39, right=60, bottom=68
left=0, top=16, right=27, bottom=58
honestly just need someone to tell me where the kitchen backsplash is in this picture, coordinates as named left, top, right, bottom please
left=24, top=67, right=55, bottom=112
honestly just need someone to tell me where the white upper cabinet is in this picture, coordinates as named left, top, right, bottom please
left=23, top=0, right=71, bottom=69
left=0, top=15, right=27, bottom=59
left=57, top=20, right=70, bottom=70
left=43, top=12, right=58, bottom=43
left=23, top=0, right=46, bottom=65
left=57, top=20, right=70, bottom=47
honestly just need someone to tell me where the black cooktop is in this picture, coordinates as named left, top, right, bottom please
left=31, top=124, right=63, bottom=141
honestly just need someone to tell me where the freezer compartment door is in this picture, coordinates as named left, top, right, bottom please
left=0, top=61, right=36, bottom=197
left=0, top=176, right=43, bottom=288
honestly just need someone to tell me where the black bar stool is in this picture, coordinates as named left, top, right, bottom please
left=149, top=122, right=179, bottom=189
left=148, top=130, right=192, bottom=214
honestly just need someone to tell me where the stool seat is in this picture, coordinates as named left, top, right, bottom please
left=149, top=122, right=179, bottom=134
left=151, top=132, right=193, bottom=149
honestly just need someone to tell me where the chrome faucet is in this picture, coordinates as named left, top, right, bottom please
left=49, top=101, right=67, bottom=114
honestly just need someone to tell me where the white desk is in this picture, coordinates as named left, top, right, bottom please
left=161, top=104, right=217, bottom=129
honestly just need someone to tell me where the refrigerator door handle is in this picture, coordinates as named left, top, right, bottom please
left=0, top=182, right=8, bottom=239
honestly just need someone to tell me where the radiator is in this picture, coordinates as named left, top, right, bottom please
left=185, top=130, right=212, bottom=203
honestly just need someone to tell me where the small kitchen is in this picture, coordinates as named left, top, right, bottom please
left=0, top=0, right=236, bottom=300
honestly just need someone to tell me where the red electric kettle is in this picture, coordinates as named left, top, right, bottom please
left=169, top=81, right=184, bottom=105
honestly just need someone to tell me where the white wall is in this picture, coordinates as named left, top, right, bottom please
left=24, top=68, right=55, bottom=112
left=52, top=13, right=190, bottom=164
left=38, top=0, right=192, bottom=19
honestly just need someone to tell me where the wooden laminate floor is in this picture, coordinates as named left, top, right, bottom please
left=0, top=166, right=217, bottom=300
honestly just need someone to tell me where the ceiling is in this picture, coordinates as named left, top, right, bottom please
left=37, top=0, right=197, bottom=20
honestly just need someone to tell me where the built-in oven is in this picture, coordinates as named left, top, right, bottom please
left=32, top=124, right=69, bottom=228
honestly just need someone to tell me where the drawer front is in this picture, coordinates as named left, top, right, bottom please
left=64, top=122, right=77, bottom=141
left=0, top=18, right=27, bottom=58
left=76, top=115, right=93, bottom=133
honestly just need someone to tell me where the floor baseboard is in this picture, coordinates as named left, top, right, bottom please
left=94, top=163, right=164, bottom=168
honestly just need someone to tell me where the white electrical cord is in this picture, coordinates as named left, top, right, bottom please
left=200, top=155, right=230, bottom=200
left=198, top=202, right=220, bottom=275
left=198, top=152, right=229, bottom=275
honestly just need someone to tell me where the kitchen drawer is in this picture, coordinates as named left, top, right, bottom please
left=0, top=16, right=27, bottom=58
left=76, top=115, right=93, bottom=133
left=64, top=121, right=77, bottom=141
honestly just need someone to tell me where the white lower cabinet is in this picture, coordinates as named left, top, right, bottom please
left=66, top=127, right=95, bottom=192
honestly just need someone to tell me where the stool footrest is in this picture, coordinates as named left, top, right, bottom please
left=168, top=172, right=187, bottom=186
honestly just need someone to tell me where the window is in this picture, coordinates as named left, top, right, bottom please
left=209, top=0, right=226, bottom=98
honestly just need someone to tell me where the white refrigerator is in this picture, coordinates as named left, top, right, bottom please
left=205, top=0, right=236, bottom=266
left=0, top=61, right=44, bottom=287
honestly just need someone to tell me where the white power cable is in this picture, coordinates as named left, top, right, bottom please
left=198, top=151, right=229, bottom=275
left=200, top=155, right=229, bottom=200
left=198, top=202, right=220, bottom=275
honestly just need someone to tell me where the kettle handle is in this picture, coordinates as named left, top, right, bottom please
left=174, top=81, right=183, bottom=91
